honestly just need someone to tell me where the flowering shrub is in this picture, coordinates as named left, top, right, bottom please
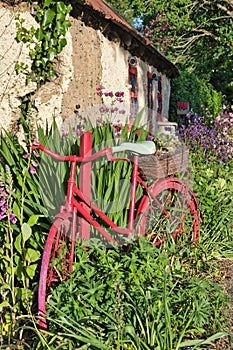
left=215, top=110, right=233, bottom=141
left=178, top=110, right=233, bottom=259
left=178, top=111, right=233, bottom=163
left=142, top=13, right=173, bottom=53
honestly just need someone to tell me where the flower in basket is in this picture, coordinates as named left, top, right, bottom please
left=152, top=134, right=184, bottom=154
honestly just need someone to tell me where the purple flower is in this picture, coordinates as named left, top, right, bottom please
left=0, top=198, right=6, bottom=206
left=23, top=153, right=29, bottom=159
left=97, top=117, right=103, bottom=124
left=104, top=91, right=113, bottom=98
left=147, top=134, right=153, bottom=141
left=99, top=105, right=109, bottom=113
left=115, top=91, right=124, bottom=97
left=0, top=213, right=6, bottom=220
left=10, top=213, right=17, bottom=224
left=0, top=203, right=7, bottom=218
left=111, top=107, right=119, bottom=113
left=0, top=205, right=7, bottom=212
left=96, top=85, right=105, bottom=91
left=29, top=165, right=36, bottom=174
left=178, top=110, right=233, bottom=163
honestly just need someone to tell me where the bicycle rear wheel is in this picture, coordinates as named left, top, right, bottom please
left=136, top=178, right=199, bottom=246
left=38, top=217, right=73, bottom=329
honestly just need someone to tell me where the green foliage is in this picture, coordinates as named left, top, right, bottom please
left=0, top=114, right=232, bottom=348
left=88, top=116, right=148, bottom=238
left=131, top=0, right=233, bottom=100
left=178, top=110, right=233, bottom=259
left=0, top=113, right=149, bottom=342
left=0, top=135, right=45, bottom=343
left=15, top=0, right=72, bottom=87
left=105, top=0, right=135, bottom=24
left=0, top=118, right=60, bottom=343
left=190, top=153, right=233, bottom=260
left=169, top=71, right=223, bottom=122
left=35, top=238, right=228, bottom=349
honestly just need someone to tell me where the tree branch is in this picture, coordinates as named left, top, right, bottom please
left=217, top=3, right=233, bottom=17
left=174, top=29, right=217, bottom=51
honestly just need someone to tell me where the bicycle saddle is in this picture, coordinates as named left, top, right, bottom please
left=112, top=141, right=155, bottom=155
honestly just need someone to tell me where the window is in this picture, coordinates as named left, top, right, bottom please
left=128, top=57, right=138, bottom=121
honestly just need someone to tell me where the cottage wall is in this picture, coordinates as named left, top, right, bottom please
left=0, top=2, right=171, bottom=135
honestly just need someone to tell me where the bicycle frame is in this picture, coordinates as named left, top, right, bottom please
left=33, top=132, right=157, bottom=246
left=35, top=132, right=200, bottom=330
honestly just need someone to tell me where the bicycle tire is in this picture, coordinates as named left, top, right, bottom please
left=136, top=178, right=199, bottom=246
left=38, top=218, right=72, bottom=329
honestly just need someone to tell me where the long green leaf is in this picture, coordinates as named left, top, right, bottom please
left=0, top=137, right=16, bottom=166
left=179, top=331, right=228, bottom=348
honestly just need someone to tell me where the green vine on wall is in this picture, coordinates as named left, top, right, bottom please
left=15, top=0, right=72, bottom=87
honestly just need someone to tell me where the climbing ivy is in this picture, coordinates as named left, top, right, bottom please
left=15, top=0, right=72, bottom=87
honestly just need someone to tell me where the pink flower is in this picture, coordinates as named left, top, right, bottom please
left=29, top=165, right=36, bottom=174
left=10, top=213, right=17, bottom=224
left=33, top=151, right=39, bottom=157
left=97, top=117, right=103, bottom=124
left=0, top=198, right=6, bottom=206
left=0, top=190, right=7, bottom=197
left=99, top=105, right=109, bottom=113
left=111, top=107, right=119, bottom=113
left=23, top=153, right=29, bottom=159
left=32, top=161, right=38, bottom=167
left=119, top=109, right=126, bottom=114
left=96, top=85, right=105, bottom=91
left=0, top=213, right=6, bottom=220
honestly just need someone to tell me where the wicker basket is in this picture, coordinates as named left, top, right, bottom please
left=138, top=146, right=189, bottom=180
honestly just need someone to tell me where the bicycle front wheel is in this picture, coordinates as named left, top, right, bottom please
left=38, top=218, right=72, bottom=329
left=136, top=178, right=199, bottom=246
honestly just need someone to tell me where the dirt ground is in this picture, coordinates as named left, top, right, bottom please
left=215, top=259, right=233, bottom=349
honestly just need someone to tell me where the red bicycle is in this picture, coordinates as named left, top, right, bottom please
left=32, top=131, right=199, bottom=329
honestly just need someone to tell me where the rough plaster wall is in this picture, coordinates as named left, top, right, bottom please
left=0, top=3, right=37, bottom=131
left=61, top=18, right=103, bottom=127
left=0, top=3, right=73, bottom=132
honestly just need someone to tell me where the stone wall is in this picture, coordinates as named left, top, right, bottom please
left=0, top=2, right=171, bottom=134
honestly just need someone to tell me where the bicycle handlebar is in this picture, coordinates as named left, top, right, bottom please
left=31, top=143, right=130, bottom=163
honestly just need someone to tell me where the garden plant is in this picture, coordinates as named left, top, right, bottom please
left=0, top=0, right=232, bottom=347
left=0, top=100, right=233, bottom=348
